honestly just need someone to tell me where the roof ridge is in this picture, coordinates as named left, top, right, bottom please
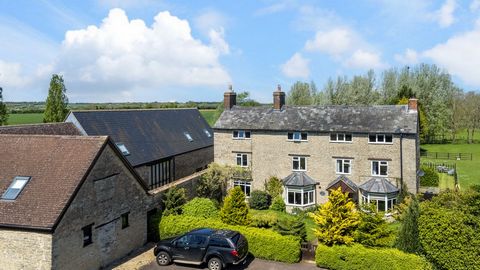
left=0, top=122, right=74, bottom=128
left=0, top=134, right=108, bottom=140
left=70, top=108, right=198, bottom=113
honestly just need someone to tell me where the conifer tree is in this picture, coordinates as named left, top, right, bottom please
left=162, top=187, right=186, bottom=216
left=309, top=187, right=360, bottom=245
left=354, top=203, right=393, bottom=247
left=44, top=74, right=69, bottom=123
left=396, top=196, right=422, bottom=253
left=220, top=186, right=249, bottom=225
left=0, top=87, right=8, bottom=126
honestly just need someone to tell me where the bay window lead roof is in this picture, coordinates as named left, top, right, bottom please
left=283, top=172, right=317, bottom=187
left=359, top=178, right=399, bottom=194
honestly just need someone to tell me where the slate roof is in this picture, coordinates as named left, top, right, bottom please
left=0, top=122, right=81, bottom=135
left=214, top=105, right=417, bottom=134
left=0, top=135, right=108, bottom=230
left=326, top=175, right=358, bottom=192
left=67, top=109, right=213, bottom=166
left=283, top=172, right=317, bottom=186
left=359, top=178, right=399, bottom=194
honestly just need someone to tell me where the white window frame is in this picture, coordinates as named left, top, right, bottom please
left=184, top=132, right=194, bottom=142
left=362, top=194, right=397, bottom=212
left=336, top=159, right=352, bottom=174
left=329, top=133, right=353, bottom=143
left=287, top=132, right=308, bottom=142
left=285, top=186, right=315, bottom=206
left=292, top=156, right=307, bottom=171
left=234, top=180, right=252, bottom=197
left=1, top=176, right=31, bottom=200
left=236, top=153, right=248, bottom=167
left=232, top=130, right=251, bottom=140
left=115, top=143, right=130, bottom=156
left=368, top=134, right=393, bottom=144
left=371, top=160, right=388, bottom=176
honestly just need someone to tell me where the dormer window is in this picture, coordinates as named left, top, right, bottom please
left=203, top=129, right=212, bottom=138
left=233, top=130, right=251, bottom=139
left=369, top=134, right=393, bottom=144
left=1, top=176, right=31, bottom=200
left=184, top=132, right=194, bottom=142
left=288, top=132, right=307, bottom=141
left=116, top=143, right=130, bottom=156
left=330, top=133, right=352, bottom=142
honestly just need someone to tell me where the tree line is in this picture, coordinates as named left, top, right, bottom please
left=286, top=63, right=480, bottom=144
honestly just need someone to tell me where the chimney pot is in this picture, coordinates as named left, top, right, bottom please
left=273, top=84, right=285, bottom=110
left=224, top=85, right=236, bottom=110
left=408, top=98, right=418, bottom=113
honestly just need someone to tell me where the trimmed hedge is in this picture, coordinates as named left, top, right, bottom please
left=182, top=198, right=219, bottom=219
left=315, top=244, right=432, bottom=270
left=160, top=215, right=301, bottom=263
left=420, top=166, right=439, bottom=187
left=249, top=190, right=271, bottom=210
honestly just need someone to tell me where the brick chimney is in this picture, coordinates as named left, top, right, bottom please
left=273, top=84, right=285, bottom=110
left=408, top=98, right=418, bottom=113
left=224, top=85, right=236, bottom=110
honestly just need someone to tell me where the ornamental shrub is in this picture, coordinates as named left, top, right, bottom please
left=396, top=196, right=422, bottom=253
left=269, top=196, right=286, bottom=212
left=315, top=244, right=432, bottom=270
left=249, top=210, right=279, bottom=228
left=182, top=197, right=219, bottom=219
left=162, top=186, right=186, bottom=216
left=274, top=215, right=307, bottom=242
left=419, top=166, right=439, bottom=187
left=354, top=203, right=394, bottom=247
left=249, top=190, right=271, bottom=210
left=264, top=176, right=283, bottom=198
left=160, top=215, right=301, bottom=263
left=220, top=186, right=250, bottom=225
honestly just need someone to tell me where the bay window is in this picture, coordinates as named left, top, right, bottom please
left=286, top=186, right=315, bottom=206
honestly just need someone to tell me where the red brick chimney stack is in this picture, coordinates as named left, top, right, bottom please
left=408, top=98, right=418, bottom=113
left=273, top=84, right=285, bottom=110
left=224, top=84, right=236, bottom=110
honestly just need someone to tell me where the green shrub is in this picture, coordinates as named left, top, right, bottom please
left=354, top=203, right=394, bottom=247
left=220, top=186, right=249, bottom=225
left=249, top=210, right=279, bottom=228
left=315, top=244, right=432, bottom=270
left=264, top=176, right=283, bottom=198
left=162, top=186, right=186, bottom=216
left=420, top=166, right=439, bottom=187
left=269, top=196, right=286, bottom=212
left=274, top=215, right=307, bottom=242
left=396, top=196, right=422, bottom=253
left=249, top=190, right=271, bottom=210
left=419, top=192, right=480, bottom=270
left=182, top=198, right=219, bottom=219
left=160, top=215, right=301, bottom=263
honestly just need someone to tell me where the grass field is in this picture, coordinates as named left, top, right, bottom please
left=6, top=110, right=220, bottom=127
left=421, top=144, right=480, bottom=189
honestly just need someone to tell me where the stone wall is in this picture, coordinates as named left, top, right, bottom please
left=214, top=130, right=418, bottom=204
left=174, top=146, right=213, bottom=180
left=52, top=145, right=150, bottom=270
left=0, top=229, right=52, bottom=270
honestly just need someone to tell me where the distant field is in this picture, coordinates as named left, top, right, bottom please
left=6, top=110, right=219, bottom=127
left=421, top=143, right=480, bottom=189
left=8, top=113, right=44, bottom=125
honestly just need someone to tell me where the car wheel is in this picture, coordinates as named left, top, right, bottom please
left=208, top=257, right=223, bottom=270
left=156, top=251, right=171, bottom=266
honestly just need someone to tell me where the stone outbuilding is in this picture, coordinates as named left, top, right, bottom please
left=0, top=134, right=150, bottom=270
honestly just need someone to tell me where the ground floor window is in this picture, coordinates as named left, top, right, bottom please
left=361, top=194, right=397, bottom=212
left=234, top=180, right=251, bottom=197
left=286, top=186, right=315, bottom=206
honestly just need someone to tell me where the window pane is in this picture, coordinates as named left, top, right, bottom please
left=369, top=134, right=376, bottom=142
left=330, top=133, right=336, bottom=141
left=300, top=158, right=306, bottom=170
left=378, top=200, right=386, bottom=211
left=293, top=132, right=300, bottom=140
left=344, top=162, right=350, bottom=174
left=293, top=158, right=299, bottom=170
left=242, top=154, right=248, bottom=166
left=245, top=131, right=251, bottom=138
left=386, top=134, right=393, bottom=143
left=345, top=134, right=352, bottom=141
left=303, top=192, right=308, bottom=205
left=372, top=162, right=379, bottom=175
left=338, top=133, right=344, bottom=141
left=288, top=133, right=293, bottom=140
left=239, top=131, right=244, bottom=138
left=288, top=192, right=294, bottom=204
left=245, top=183, right=251, bottom=197
left=295, top=192, right=302, bottom=205
left=301, top=133, right=308, bottom=140
left=378, top=134, right=385, bottom=142
left=233, top=131, right=238, bottom=138
left=236, top=155, right=242, bottom=166
left=336, top=160, right=342, bottom=173
left=380, top=164, right=388, bottom=175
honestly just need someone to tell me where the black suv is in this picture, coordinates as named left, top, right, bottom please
left=154, top=228, right=249, bottom=270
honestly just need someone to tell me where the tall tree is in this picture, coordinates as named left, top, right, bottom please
left=0, top=87, right=8, bottom=126
left=287, top=81, right=316, bottom=105
left=396, top=196, right=421, bottom=254
left=44, top=74, right=69, bottom=123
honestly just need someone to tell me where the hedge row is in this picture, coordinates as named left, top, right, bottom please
left=160, top=215, right=301, bottom=263
left=315, top=244, right=432, bottom=270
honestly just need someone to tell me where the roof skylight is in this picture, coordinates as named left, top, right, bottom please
left=184, top=132, right=194, bottom=142
left=204, top=129, right=212, bottom=138
left=116, top=143, right=130, bottom=156
left=1, top=176, right=31, bottom=200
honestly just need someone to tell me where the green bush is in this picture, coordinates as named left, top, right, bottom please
left=420, top=166, right=439, bottom=187
left=249, top=190, right=271, bottom=210
left=162, top=186, right=186, bottom=216
left=182, top=198, right=219, bottom=219
left=315, top=244, right=432, bottom=270
left=269, top=196, right=286, bottom=212
left=419, top=192, right=480, bottom=270
left=274, top=215, right=307, bottom=242
left=264, top=176, right=283, bottom=198
left=160, top=215, right=301, bottom=263
left=249, top=210, right=279, bottom=228
left=220, top=186, right=250, bottom=225
left=396, top=196, right=422, bottom=253
left=354, top=204, right=394, bottom=247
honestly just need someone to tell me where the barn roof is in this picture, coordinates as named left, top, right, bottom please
left=67, top=109, right=213, bottom=166
left=0, top=122, right=81, bottom=136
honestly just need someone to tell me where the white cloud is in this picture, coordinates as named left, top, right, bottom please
left=254, top=0, right=298, bottom=16
left=194, top=10, right=230, bottom=55
left=470, top=0, right=480, bottom=11
left=423, top=22, right=480, bottom=86
left=0, top=60, right=31, bottom=88
left=52, top=8, right=230, bottom=101
left=431, top=0, right=457, bottom=28
left=304, top=28, right=355, bottom=56
left=343, top=49, right=387, bottom=69
left=281, top=53, right=310, bottom=78
left=394, top=48, right=419, bottom=65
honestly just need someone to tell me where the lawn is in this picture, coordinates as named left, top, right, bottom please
left=5, top=110, right=219, bottom=127
left=421, top=143, right=480, bottom=189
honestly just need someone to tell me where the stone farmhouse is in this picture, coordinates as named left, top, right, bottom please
left=0, top=134, right=150, bottom=270
left=65, top=109, right=213, bottom=192
left=214, top=87, right=419, bottom=212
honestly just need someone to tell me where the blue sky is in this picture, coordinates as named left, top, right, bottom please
left=1, top=0, right=479, bottom=102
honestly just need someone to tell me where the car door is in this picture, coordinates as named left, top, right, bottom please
left=172, top=234, right=208, bottom=262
